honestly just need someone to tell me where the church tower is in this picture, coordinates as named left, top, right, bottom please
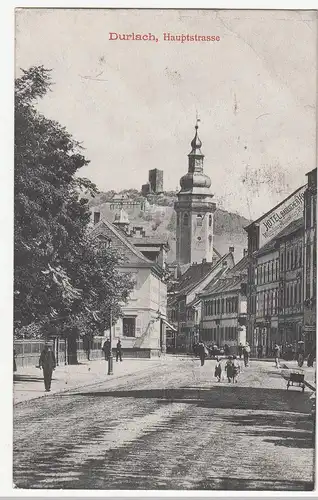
left=175, top=121, right=216, bottom=265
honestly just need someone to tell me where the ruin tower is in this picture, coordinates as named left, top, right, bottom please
left=174, top=121, right=216, bottom=265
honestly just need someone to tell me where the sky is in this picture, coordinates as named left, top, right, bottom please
left=15, top=8, right=316, bottom=220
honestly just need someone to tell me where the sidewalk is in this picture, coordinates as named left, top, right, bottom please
left=13, top=357, right=166, bottom=405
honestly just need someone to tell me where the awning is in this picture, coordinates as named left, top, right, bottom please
left=161, top=319, right=177, bottom=332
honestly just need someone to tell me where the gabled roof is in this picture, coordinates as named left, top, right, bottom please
left=89, top=219, right=153, bottom=266
left=200, top=254, right=248, bottom=297
left=173, top=252, right=234, bottom=298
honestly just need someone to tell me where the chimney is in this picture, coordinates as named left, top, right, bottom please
left=243, top=248, right=248, bottom=257
left=94, top=211, right=101, bottom=224
left=229, top=246, right=234, bottom=253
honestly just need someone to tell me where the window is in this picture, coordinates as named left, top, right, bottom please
left=280, top=253, right=284, bottom=272
left=196, top=214, right=203, bottom=227
left=275, top=259, right=279, bottom=280
left=294, top=247, right=298, bottom=268
left=183, top=213, right=189, bottom=226
left=298, top=245, right=302, bottom=267
left=290, top=249, right=294, bottom=269
left=123, top=317, right=136, bottom=337
left=208, top=235, right=212, bottom=251
left=209, top=214, right=212, bottom=227
left=286, top=251, right=290, bottom=270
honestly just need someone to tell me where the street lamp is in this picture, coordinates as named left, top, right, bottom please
left=108, top=307, right=114, bottom=375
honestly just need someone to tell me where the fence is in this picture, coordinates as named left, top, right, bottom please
left=14, top=337, right=106, bottom=369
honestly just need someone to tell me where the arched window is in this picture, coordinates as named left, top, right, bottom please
left=196, top=214, right=203, bottom=227
left=209, top=214, right=212, bottom=227
left=183, top=213, right=189, bottom=226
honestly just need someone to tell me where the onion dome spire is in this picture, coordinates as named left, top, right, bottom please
left=190, top=118, right=202, bottom=152
left=179, top=118, right=212, bottom=192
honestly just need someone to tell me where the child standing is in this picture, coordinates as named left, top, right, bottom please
left=225, top=356, right=234, bottom=383
left=232, top=355, right=240, bottom=383
left=214, top=357, right=222, bottom=382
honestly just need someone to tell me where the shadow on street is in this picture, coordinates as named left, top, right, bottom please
left=69, top=385, right=312, bottom=414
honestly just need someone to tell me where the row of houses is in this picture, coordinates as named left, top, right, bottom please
left=168, top=168, right=316, bottom=357
left=245, top=168, right=316, bottom=356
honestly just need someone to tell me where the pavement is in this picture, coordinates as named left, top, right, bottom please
left=13, top=356, right=165, bottom=404
left=13, top=357, right=315, bottom=491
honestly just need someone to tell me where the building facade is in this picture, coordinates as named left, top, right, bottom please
left=246, top=185, right=307, bottom=356
left=277, top=219, right=304, bottom=349
left=168, top=250, right=235, bottom=351
left=303, top=167, right=317, bottom=353
left=200, top=253, right=248, bottom=350
left=174, top=122, right=216, bottom=265
left=90, top=216, right=168, bottom=357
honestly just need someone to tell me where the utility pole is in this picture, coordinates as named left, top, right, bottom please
left=108, top=307, right=114, bottom=375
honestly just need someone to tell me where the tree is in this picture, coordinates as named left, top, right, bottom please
left=15, top=66, right=134, bottom=363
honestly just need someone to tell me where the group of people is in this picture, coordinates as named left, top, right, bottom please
left=102, top=338, right=123, bottom=362
left=215, top=355, right=242, bottom=383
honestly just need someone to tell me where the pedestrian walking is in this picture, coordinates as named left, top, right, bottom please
left=274, top=343, right=281, bottom=368
left=116, top=339, right=123, bottom=362
left=102, top=338, right=111, bottom=361
left=243, top=342, right=250, bottom=367
left=238, top=343, right=243, bottom=359
left=214, top=357, right=222, bottom=382
left=257, top=344, right=263, bottom=359
left=197, top=340, right=206, bottom=366
left=297, top=341, right=305, bottom=367
left=13, top=349, right=17, bottom=373
left=225, top=356, right=234, bottom=383
left=38, top=344, right=56, bottom=392
left=232, top=355, right=240, bottom=383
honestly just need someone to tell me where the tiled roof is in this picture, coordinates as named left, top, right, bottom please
left=201, top=255, right=248, bottom=296
left=173, top=253, right=232, bottom=297
left=130, top=237, right=169, bottom=247
left=274, top=217, right=303, bottom=240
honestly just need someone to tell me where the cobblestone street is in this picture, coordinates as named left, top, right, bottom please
left=13, top=357, right=315, bottom=491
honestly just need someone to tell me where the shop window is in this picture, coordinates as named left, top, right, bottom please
left=123, top=317, right=136, bottom=337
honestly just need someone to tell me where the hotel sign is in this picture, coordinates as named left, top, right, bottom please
left=258, top=186, right=305, bottom=249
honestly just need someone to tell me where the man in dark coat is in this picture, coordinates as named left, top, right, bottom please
left=116, top=339, right=123, bottom=362
left=102, top=338, right=111, bottom=360
left=39, top=344, right=56, bottom=392
left=197, top=340, right=206, bottom=366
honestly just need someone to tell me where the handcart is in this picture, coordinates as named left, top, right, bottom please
left=286, top=370, right=305, bottom=392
